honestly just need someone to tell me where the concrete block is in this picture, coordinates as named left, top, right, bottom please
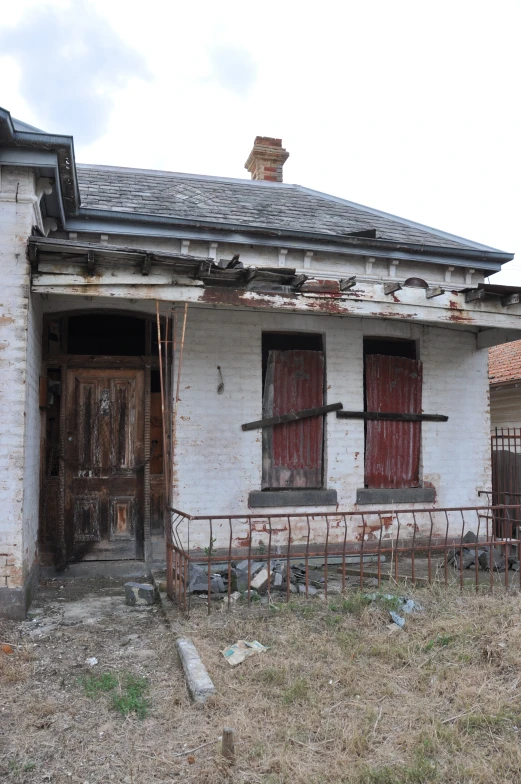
left=124, top=582, right=156, bottom=606
left=251, top=567, right=269, bottom=591
left=176, top=637, right=216, bottom=704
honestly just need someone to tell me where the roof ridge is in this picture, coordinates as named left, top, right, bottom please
left=294, top=184, right=504, bottom=253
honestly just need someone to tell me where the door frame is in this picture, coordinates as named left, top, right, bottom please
left=40, top=310, right=162, bottom=566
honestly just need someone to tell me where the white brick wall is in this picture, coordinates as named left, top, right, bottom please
left=171, top=308, right=490, bottom=546
left=0, top=166, right=41, bottom=588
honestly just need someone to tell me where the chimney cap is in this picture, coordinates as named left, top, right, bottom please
left=245, top=136, right=289, bottom=183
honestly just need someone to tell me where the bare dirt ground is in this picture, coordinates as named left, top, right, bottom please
left=3, top=578, right=521, bottom=783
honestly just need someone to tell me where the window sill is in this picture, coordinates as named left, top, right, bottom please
left=249, top=489, right=338, bottom=509
left=356, top=487, right=436, bottom=505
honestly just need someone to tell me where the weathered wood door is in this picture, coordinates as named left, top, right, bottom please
left=65, top=368, right=145, bottom=560
left=262, top=350, right=325, bottom=488
left=364, top=355, right=422, bottom=489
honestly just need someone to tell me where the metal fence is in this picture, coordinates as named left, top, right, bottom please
left=165, top=502, right=521, bottom=614
left=491, top=428, right=521, bottom=536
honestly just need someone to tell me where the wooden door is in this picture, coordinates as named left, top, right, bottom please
left=262, top=350, right=325, bottom=488
left=65, top=368, right=145, bottom=560
left=364, top=355, right=423, bottom=489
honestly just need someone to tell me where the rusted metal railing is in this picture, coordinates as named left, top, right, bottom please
left=491, top=428, right=521, bottom=536
left=165, top=502, right=521, bottom=614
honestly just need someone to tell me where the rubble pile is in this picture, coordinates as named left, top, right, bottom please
left=448, top=531, right=520, bottom=572
left=187, top=560, right=329, bottom=597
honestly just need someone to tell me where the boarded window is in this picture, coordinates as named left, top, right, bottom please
left=262, top=347, right=324, bottom=489
left=364, top=353, right=423, bottom=489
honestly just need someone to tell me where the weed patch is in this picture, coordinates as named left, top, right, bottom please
left=82, top=671, right=149, bottom=719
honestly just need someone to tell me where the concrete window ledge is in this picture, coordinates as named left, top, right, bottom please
left=249, top=489, right=338, bottom=508
left=356, top=487, right=436, bottom=505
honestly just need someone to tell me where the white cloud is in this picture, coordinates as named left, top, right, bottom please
left=0, top=0, right=519, bottom=279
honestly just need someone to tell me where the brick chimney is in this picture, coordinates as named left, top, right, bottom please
left=245, top=136, right=289, bottom=182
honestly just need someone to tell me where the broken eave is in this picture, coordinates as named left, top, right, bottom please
left=28, top=236, right=521, bottom=346
left=66, top=207, right=512, bottom=274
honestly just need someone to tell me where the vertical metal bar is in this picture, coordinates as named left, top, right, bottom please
left=427, top=511, right=434, bottom=584
left=377, top=514, right=384, bottom=588
left=474, top=510, right=480, bottom=592
left=247, top=519, right=252, bottom=605
left=394, top=513, right=401, bottom=583
left=286, top=517, right=292, bottom=602
left=411, top=512, right=417, bottom=586
left=459, top=510, right=465, bottom=592
left=444, top=511, right=450, bottom=586
left=359, top=514, right=366, bottom=590
left=341, top=515, right=348, bottom=592
left=184, top=555, right=189, bottom=614
left=324, top=515, right=330, bottom=599
left=488, top=502, right=494, bottom=594
left=228, top=518, right=233, bottom=610
left=207, top=518, right=213, bottom=615
left=305, top=515, right=311, bottom=597
left=267, top=516, right=273, bottom=603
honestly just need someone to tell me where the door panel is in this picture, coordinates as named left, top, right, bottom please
left=65, top=369, right=145, bottom=560
left=262, top=350, right=324, bottom=489
left=364, top=355, right=422, bottom=489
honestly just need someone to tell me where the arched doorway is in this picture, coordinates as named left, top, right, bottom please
left=40, top=311, right=164, bottom=567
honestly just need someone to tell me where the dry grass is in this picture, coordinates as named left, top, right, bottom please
left=181, top=585, right=521, bottom=783
left=3, top=581, right=521, bottom=782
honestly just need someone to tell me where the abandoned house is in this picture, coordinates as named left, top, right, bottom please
left=1, top=104, right=520, bottom=618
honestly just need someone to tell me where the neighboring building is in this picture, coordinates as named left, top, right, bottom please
left=1, top=105, right=520, bottom=618
left=489, top=340, right=521, bottom=430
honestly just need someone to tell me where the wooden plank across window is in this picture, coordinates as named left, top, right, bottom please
left=337, top=411, right=447, bottom=422
left=242, top=402, right=342, bottom=431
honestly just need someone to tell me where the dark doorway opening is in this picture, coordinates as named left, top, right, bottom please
left=67, top=315, right=147, bottom=356
left=363, top=337, right=417, bottom=360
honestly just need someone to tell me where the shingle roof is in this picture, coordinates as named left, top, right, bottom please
left=76, top=164, right=498, bottom=252
left=489, top=341, right=521, bottom=384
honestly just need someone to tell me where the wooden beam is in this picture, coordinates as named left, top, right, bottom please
left=501, top=292, right=521, bottom=307
left=242, top=402, right=343, bottom=431
left=336, top=411, right=448, bottom=422
left=243, top=268, right=257, bottom=284
left=339, top=276, right=357, bottom=291
left=464, top=288, right=487, bottom=303
left=384, top=281, right=401, bottom=295
left=291, top=273, right=308, bottom=290
left=142, top=253, right=152, bottom=276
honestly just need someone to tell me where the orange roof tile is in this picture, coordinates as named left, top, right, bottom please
left=489, top=340, right=521, bottom=384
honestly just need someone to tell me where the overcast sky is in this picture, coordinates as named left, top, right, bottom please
left=1, top=0, right=520, bottom=282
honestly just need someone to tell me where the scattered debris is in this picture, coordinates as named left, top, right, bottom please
left=222, top=640, right=268, bottom=666
left=1, top=643, right=14, bottom=654
left=124, top=582, right=156, bottom=606
left=447, top=534, right=519, bottom=573
left=189, top=559, right=344, bottom=598
left=85, top=657, right=98, bottom=667
left=365, top=593, right=423, bottom=626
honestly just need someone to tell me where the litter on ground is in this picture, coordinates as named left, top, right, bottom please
left=222, top=640, right=268, bottom=666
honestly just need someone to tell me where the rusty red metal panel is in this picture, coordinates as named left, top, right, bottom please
left=262, top=350, right=324, bottom=488
left=364, top=355, right=422, bottom=489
